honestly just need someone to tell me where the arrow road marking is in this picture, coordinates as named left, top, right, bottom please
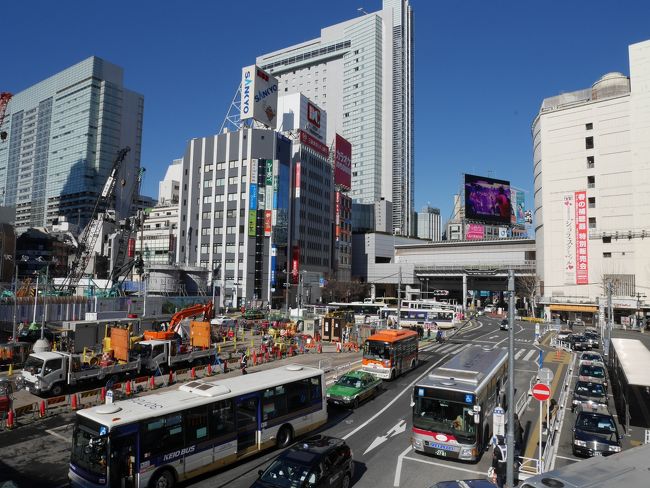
left=365, top=419, right=407, bottom=455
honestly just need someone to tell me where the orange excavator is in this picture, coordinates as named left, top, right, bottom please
left=143, top=301, right=214, bottom=341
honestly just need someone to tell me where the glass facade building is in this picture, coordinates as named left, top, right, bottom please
left=0, top=57, right=143, bottom=233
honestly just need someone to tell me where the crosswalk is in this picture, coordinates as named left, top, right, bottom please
left=427, top=342, right=540, bottom=362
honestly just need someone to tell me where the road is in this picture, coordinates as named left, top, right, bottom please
left=0, top=316, right=553, bottom=487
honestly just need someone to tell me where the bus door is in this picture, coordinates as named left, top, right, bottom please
left=236, top=393, right=260, bottom=454
left=109, top=433, right=137, bottom=488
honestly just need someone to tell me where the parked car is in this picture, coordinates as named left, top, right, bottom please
left=572, top=403, right=621, bottom=457
left=568, top=334, right=590, bottom=351
left=557, top=329, right=573, bottom=341
left=571, top=379, right=607, bottom=412
left=326, top=371, right=382, bottom=408
left=500, top=318, right=509, bottom=330
left=584, top=331, right=600, bottom=349
left=252, top=435, right=354, bottom=488
left=578, top=363, right=607, bottom=388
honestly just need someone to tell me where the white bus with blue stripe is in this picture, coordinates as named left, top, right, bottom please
left=69, top=364, right=327, bottom=488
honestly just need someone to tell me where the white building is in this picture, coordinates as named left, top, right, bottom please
left=257, top=0, right=414, bottom=236
left=416, top=205, right=441, bottom=241
left=533, top=39, right=650, bottom=323
left=158, top=159, right=182, bottom=205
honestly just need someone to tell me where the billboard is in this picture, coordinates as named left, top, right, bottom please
left=241, top=65, right=278, bottom=129
left=464, top=174, right=511, bottom=224
left=334, top=134, right=352, bottom=190
left=515, top=190, right=526, bottom=225
left=575, top=191, right=589, bottom=285
left=563, top=193, right=576, bottom=284
left=466, top=223, right=485, bottom=240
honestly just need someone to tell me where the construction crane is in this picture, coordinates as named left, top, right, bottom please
left=0, top=92, right=13, bottom=141
left=57, top=147, right=131, bottom=294
left=143, top=301, right=214, bottom=341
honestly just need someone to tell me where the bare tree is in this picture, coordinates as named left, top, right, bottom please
left=516, top=274, right=540, bottom=317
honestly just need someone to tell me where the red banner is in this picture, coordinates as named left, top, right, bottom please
left=575, top=191, right=588, bottom=285
left=334, top=134, right=352, bottom=190
left=264, top=210, right=272, bottom=236
left=295, top=162, right=301, bottom=198
left=127, top=238, right=135, bottom=258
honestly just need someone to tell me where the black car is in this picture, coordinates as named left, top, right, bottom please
left=583, top=331, right=600, bottom=349
left=568, top=334, right=590, bottom=351
left=571, top=380, right=607, bottom=412
left=578, top=363, right=608, bottom=388
left=500, top=318, right=509, bottom=330
left=252, top=435, right=354, bottom=488
left=572, top=404, right=621, bottom=457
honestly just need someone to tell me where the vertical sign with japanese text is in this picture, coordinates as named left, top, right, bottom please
left=575, top=191, right=588, bottom=285
left=563, top=193, right=576, bottom=285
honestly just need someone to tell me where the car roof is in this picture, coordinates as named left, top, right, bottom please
left=341, top=370, right=373, bottom=380
left=576, top=403, right=611, bottom=415
left=575, top=378, right=605, bottom=386
left=283, top=435, right=345, bottom=461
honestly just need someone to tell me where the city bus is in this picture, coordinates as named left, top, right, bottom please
left=380, top=305, right=457, bottom=329
left=361, top=329, right=418, bottom=380
left=609, top=338, right=650, bottom=429
left=328, top=297, right=397, bottom=324
left=69, top=364, right=326, bottom=488
left=411, top=346, right=508, bottom=461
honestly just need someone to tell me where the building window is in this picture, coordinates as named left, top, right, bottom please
left=603, top=252, right=612, bottom=258
left=587, top=156, right=595, bottom=168
left=586, top=123, right=593, bottom=130
left=602, top=236, right=611, bottom=243
left=588, top=217, right=596, bottom=229
left=585, top=136, right=594, bottom=149
left=587, top=175, right=595, bottom=188
left=588, top=197, right=595, bottom=208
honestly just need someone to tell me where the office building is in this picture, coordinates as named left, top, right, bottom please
left=257, top=0, right=414, bottom=236
left=0, top=57, right=143, bottom=234
left=533, top=40, right=650, bottom=323
left=416, top=205, right=441, bottom=241
left=158, top=159, right=182, bottom=205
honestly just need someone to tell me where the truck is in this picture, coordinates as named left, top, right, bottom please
left=20, top=350, right=142, bottom=397
left=133, top=339, right=217, bottom=373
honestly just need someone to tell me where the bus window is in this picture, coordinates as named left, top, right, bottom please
left=209, top=399, right=235, bottom=438
left=262, top=385, right=288, bottom=421
left=310, top=376, right=322, bottom=402
left=364, top=341, right=390, bottom=360
left=413, top=397, right=476, bottom=442
left=286, top=379, right=311, bottom=412
left=141, top=413, right=184, bottom=459
left=185, top=406, right=209, bottom=442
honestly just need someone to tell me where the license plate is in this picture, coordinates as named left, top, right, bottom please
left=593, top=451, right=602, bottom=456
left=426, top=442, right=455, bottom=451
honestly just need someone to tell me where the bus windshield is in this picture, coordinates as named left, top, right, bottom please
left=413, top=396, right=476, bottom=442
left=70, top=418, right=108, bottom=478
left=364, top=341, right=391, bottom=361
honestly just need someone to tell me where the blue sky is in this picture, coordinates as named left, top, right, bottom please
left=3, top=0, right=650, bottom=225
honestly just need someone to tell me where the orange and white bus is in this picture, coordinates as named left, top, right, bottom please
left=361, top=329, right=418, bottom=380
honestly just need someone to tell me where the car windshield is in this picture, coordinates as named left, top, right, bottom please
left=364, top=340, right=391, bottom=361
left=337, top=376, right=364, bottom=389
left=413, top=396, right=476, bottom=443
left=580, top=353, right=602, bottom=362
left=23, top=356, right=44, bottom=375
left=580, top=365, right=605, bottom=378
left=575, top=381, right=605, bottom=397
left=576, top=413, right=617, bottom=438
left=260, top=458, right=314, bottom=487
left=70, top=419, right=108, bottom=478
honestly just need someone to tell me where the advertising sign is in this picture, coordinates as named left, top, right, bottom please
left=515, top=190, right=526, bottom=225
left=294, top=162, right=301, bottom=198
left=299, top=130, right=329, bottom=158
left=498, top=227, right=508, bottom=238
left=241, top=65, right=278, bottom=129
left=248, top=210, right=257, bottom=237
left=334, top=134, right=352, bottom=190
left=563, top=193, right=576, bottom=284
left=466, top=223, right=485, bottom=240
left=264, top=210, right=272, bottom=237
left=249, top=183, right=258, bottom=210
left=292, top=246, right=300, bottom=284
left=265, top=159, right=273, bottom=185
left=575, top=190, right=589, bottom=285
left=271, top=245, right=277, bottom=286
left=464, top=174, right=511, bottom=224
left=307, top=101, right=321, bottom=128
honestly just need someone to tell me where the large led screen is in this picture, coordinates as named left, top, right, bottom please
left=464, top=174, right=511, bottom=224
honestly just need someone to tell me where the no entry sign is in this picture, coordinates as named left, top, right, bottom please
left=532, top=383, right=551, bottom=401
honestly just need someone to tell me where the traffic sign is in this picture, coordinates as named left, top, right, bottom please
left=532, top=383, right=551, bottom=401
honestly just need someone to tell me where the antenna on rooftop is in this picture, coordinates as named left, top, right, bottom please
left=358, top=7, right=368, bottom=15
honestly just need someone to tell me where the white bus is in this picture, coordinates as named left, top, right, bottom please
left=69, top=365, right=327, bottom=488
left=380, top=305, right=457, bottom=329
left=411, top=346, right=508, bottom=461
left=328, top=298, right=397, bottom=324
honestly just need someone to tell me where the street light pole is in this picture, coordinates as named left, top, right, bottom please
left=13, top=261, right=18, bottom=343
left=506, top=269, right=516, bottom=486
left=283, top=269, right=290, bottom=319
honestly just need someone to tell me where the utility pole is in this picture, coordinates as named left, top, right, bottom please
left=605, top=281, right=613, bottom=357
left=506, top=269, right=515, bottom=487
left=396, top=267, right=402, bottom=328
left=284, top=269, right=290, bottom=319
left=635, top=292, right=646, bottom=331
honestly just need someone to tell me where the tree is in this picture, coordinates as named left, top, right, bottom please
left=516, top=274, right=540, bottom=317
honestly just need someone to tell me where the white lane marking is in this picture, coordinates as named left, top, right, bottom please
left=523, top=349, right=537, bottom=362
left=554, top=455, right=579, bottom=462
left=343, top=355, right=449, bottom=441
left=515, top=349, right=525, bottom=360
left=449, top=344, right=467, bottom=354
left=403, top=456, right=486, bottom=476
left=46, top=427, right=71, bottom=441
left=488, top=335, right=498, bottom=340
left=364, top=419, right=407, bottom=455
left=393, top=444, right=412, bottom=487
left=436, top=344, right=454, bottom=353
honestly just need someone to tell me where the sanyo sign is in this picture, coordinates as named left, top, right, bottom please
left=241, top=65, right=279, bottom=129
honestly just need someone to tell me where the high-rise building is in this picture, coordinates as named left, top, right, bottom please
left=158, top=159, right=182, bottom=205
left=417, top=205, right=441, bottom=241
left=533, top=40, right=650, bottom=322
left=0, top=57, right=143, bottom=233
left=257, top=0, right=414, bottom=236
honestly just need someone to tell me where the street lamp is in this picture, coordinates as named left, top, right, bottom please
left=282, top=269, right=291, bottom=319
left=233, top=281, right=241, bottom=310
left=212, top=264, right=221, bottom=315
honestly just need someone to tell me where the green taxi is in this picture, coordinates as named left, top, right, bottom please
left=326, top=370, right=382, bottom=408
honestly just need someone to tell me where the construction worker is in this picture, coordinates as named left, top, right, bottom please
left=491, top=435, right=507, bottom=488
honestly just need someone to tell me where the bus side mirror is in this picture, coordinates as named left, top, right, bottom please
left=410, top=400, right=415, bottom=407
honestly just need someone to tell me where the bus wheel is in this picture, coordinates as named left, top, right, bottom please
left=150, top=468, right=175, bottom=488
left=277, top=425, right=294, bottom=448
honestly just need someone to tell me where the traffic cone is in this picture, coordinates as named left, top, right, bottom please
left=40, top=400, right=46, bottom=417
left=100, top=387, right=106, bottom=403
left=7, top=364, right=12, bottom=376
left=125, top=380, right=132, bottom=396
left=191, top=367, right=196, bottom=380
left=70, top=394, right=78, bottom=411
left=6, top=409, right=14, bottom=429
left=168, top=370, right=174, bottom=385
left=207, top=363, right=212, bottom=376
left=149, top=376, right=155, bottom=390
